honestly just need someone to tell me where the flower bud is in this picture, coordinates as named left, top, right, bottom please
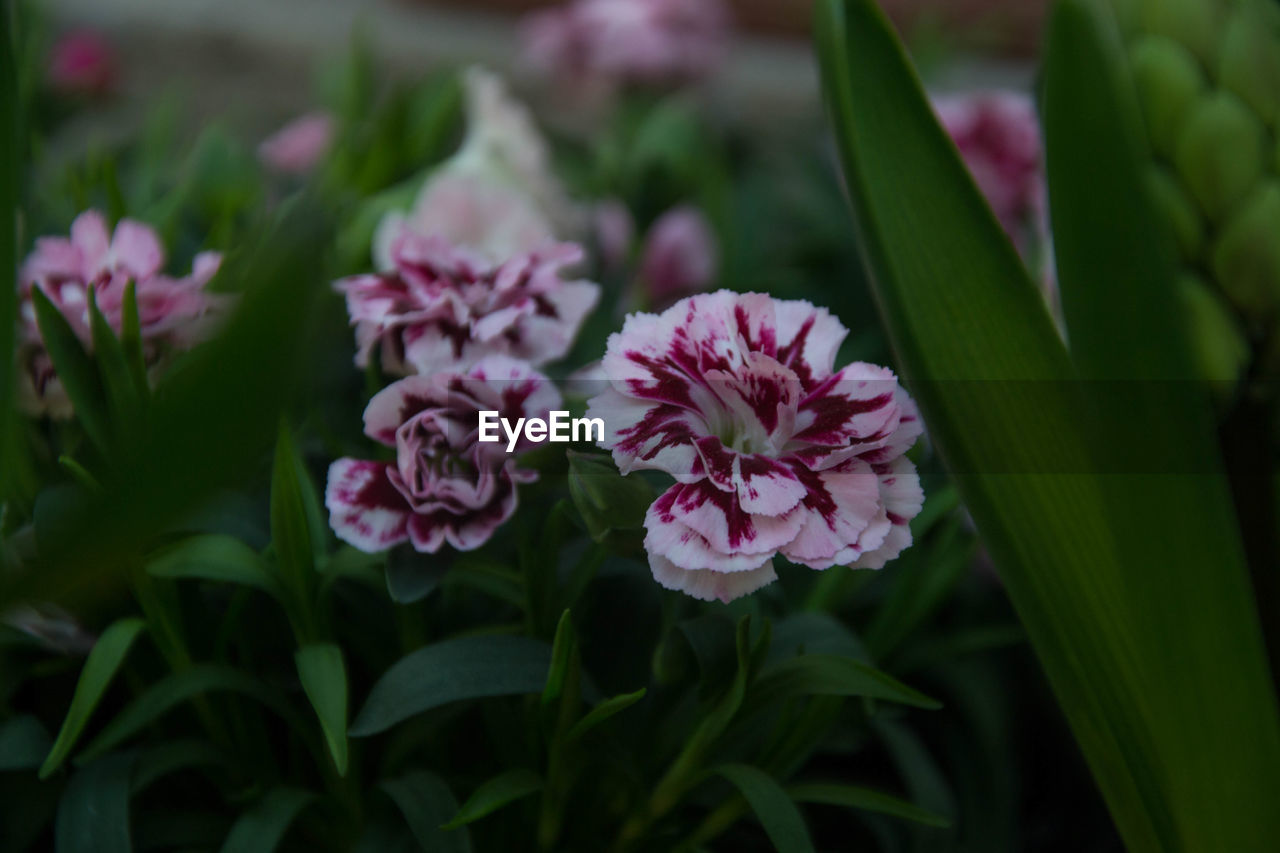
left=1218, top=2, right=1280, bottom=131
left=1129, top=35, right=1206, bottom=159
left=1211, top=181, right=1280, bottom=324
left=1175, top=274, right=1249, bottom=388
left=1138, top=0, right=1225, bottom=68
left=1146, top=167, right=1203, bottom=260
left=1174, top=92, right=1266, bottom=222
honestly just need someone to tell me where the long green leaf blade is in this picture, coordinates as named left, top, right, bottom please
left=350, top=635, right=553, bottom=737
left=55, top=753, right=136, bottom=853
left=218, top=788, right=315, bottom=853
left=295, top=643, right=349, bottom=776
left=380, top=771, right=472, bottom=853
left=443, top=769, right=544, bottom=830
left=788, top=781, right=950, bottom=829
left=712, top=764, right=814, bottom=853
left=147, top=533, right=280, bottom=597
left=40, top=618, right=147, bottom=778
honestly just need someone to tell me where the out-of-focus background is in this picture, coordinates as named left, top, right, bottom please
left=40, top=0, right=1043, bottom=146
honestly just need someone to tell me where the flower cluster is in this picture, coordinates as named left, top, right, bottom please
left=18, top=210, right=226, bottom=417
left=329, top=69, right=601, bottom=557
left=587, top=291, right=923, bottom=602
left=522, top=0, right=730, bottom=89
left=327, top=356, right=560, bottom=554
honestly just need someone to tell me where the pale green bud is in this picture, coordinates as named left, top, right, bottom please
left=1130, top=35, right=1207, bottom=159
left=1175, top=273, right=1250, bottom=387
left=1174, top=92, right=1266, bottom=222
left=1138, top=0, right=1227, bottom=69
left=1211, top=181, right=1280, bottom=323
left=1147, top=166, right=1204, bottom=260
left=1218, top=2, right=1280, bottom=131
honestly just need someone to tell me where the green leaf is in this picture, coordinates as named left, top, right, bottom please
left=118, top=281, right=148, bottom=390
left=385, top=546, right=449, bottom=604
left=270, top=422, right=320, bottom=597
left=541, top=609, right=577, bottom=709
left=0, top=6, right=18, bottom=498
left=77, top=664, right=300, bottom=763
left=295, top=643, right=349, bottom=776
left=442, top=769, right=544, bottom=830
left=55, top=753, right=137, bottom=853
left=0, top=715, right=51, bottom=771
left=711, top=764, right=815, bottom=853
left=31, top=287, right=111, bottom=453
left=566, top=450, right=655, bottom=543
left=147, top=533, right=280, bottom=597
left=380, top=771, right=472, bottom=853
left=218, top=788, right=316, bottom=853
left=746, top=654, right=940, bottom=713
left=350, top=635, right=553, bottom=737
left=87, top=287, right=142, bottom=429
left=788, top=782, right=950, bottom=829
left=813, top=1, right=1280, bottom=850
left=131, top=739, right=229, bottom=795
left=566, top=688, right=646, bottom=742
left=40, top=617, right=147, bottom=778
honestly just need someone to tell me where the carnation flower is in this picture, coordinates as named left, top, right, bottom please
left=258, top=112, right=335, bottom=175
left=326, top=356, right=560, bottom=554
left=522, top=0, right=730, bottom=88
left=934, top=92, right=1046, bottom=249
left=48, top=30, right=116, bottom=97
left=17, top=210, right=226, bottom=417
left=373, top=68, right=578, bottom=269
left=335, top=231, right=600, bottom=376
left=586, top=291, right=923, bottom=602
left=639, top=205, right=717, bottom=306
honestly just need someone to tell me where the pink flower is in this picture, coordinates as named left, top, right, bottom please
left=934, top=92, right=1045, bottom=247
left=592, top=199, right=635, bottom=271
left=258, top=112, right=335, bottom=175
left=522, top=0, right=730, bottom=88
left=335, top=231, right=600, bottom=376
left=586, top=291, right=923, bottom=602
left=326, top=356, right=560, bottom=553
left=17, top=210, right=226, bottom=417
left=639, top=205, right=717, bottom=305
left=48, top=30, right=116, bottom=97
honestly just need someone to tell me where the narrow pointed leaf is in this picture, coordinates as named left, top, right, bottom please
left=747, top=654, right=940, bottom=713
left=87, top=288, right=140, bottom=428
left=712, top=764, right=815, bottom=853
left=566, top=688, right=646, bottom=742
left=218, top=788, right=316, bottom=853
left=40, top=617, right=147, bottom=778
left=295, top=643, right=349, bottom=776
left=55, top=753, right=137, bottom=853
left=380, top=771, right=472, bottom=853
left=147, top=533, right=280, bottom=597
left=77, top=665, right=301, bottom=763
left=442, top=769, right=544, bottom=830
left=350, top=636, right=553, bottom=736
left=788, top=782, right=950, bottom=829
left=271, top=422, right=319, bottom=593
left=31, top=287, right=111, bottom=452
left=385, top=546, right=448, bottom=604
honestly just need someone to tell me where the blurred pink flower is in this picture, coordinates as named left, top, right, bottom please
left=592, top=199, right=634, bottom=271
left=934, top=92, right=1044, bottom=247
left=374, top=68, right=578, bottom=268
left=326, top=356, right=560, bottom=553
left=17, top=210, right=226, bottom=417
left=48, top=30, right=116, bottom=97
left=587, top=291, right=923, bottom=602
left=258, top=112, right=335, bottom=175
left=639, top=205, right=717, bottom=305
left=522, top=0, right=730, bottom=88
left=335, top=231, right=600, bottom=376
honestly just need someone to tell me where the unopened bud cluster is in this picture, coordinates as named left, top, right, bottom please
left=1113, top=0, right=1280, bottom=387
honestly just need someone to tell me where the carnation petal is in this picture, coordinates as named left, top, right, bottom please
left=326, top=459, right=411, bottom=552
left=649, top=554, right=777, bottom=604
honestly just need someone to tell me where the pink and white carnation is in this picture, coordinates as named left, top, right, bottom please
left=17, top=210, right=226, bottom=417
left=373, top=67, right=579, bottom=270
left=326, top=356, right=560, bottom=554
left=334, top=230, right=600, bottom=376
left=522, top=0, right=730, bottom=88
left=586, top=291, right=923, bottom=603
